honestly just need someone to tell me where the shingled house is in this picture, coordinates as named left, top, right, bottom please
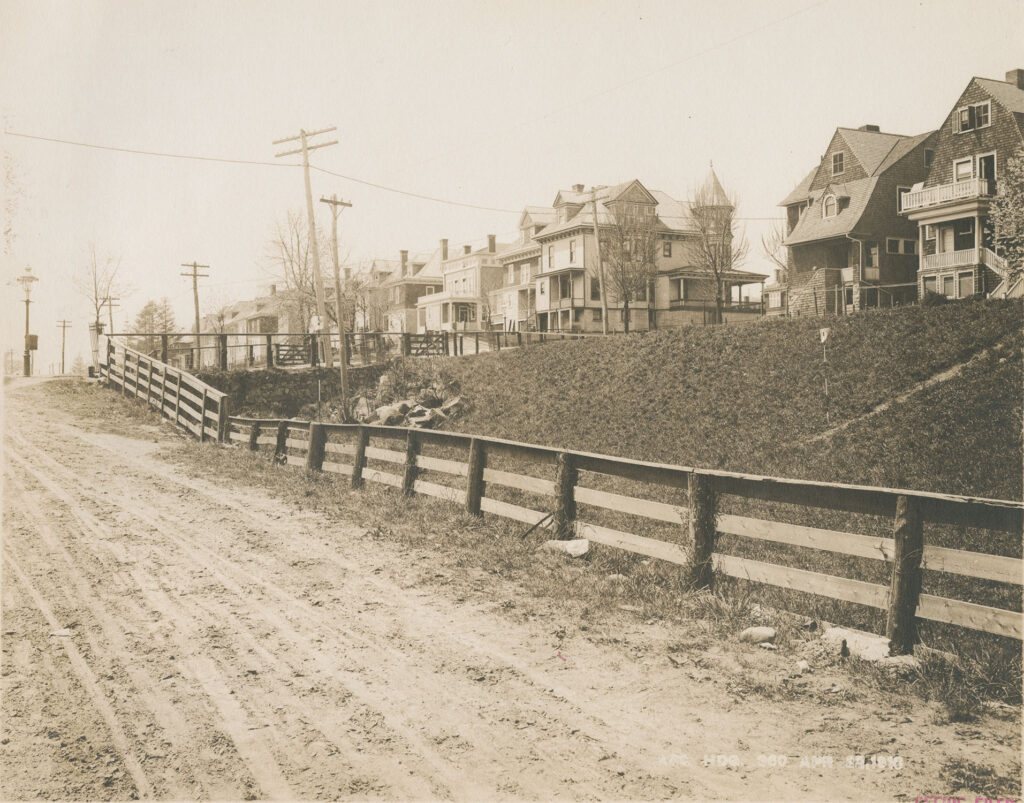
left=768, top=125, right=934, bottom=316
left=900, top=68, right=1024, bottom=300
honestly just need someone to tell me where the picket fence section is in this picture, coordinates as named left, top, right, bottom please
left=226, top=416, right=1024, bottom=650
left=100, top=338, right=229, bottom=442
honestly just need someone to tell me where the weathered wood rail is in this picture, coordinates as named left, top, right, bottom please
left=226, top=417, right=1024, bottom=651
left=100, top=338, right=230, bottom=442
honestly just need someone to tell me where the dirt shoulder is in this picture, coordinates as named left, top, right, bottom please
left=2, top=379, right=1020, bottom=801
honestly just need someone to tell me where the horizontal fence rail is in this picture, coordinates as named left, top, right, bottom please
left=100, top=338, right=229, bottom=442
left=226, top=417, right=1024, bottom=650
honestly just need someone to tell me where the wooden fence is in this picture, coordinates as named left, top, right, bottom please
left=100, top=338, right=230, bottom=442
left=225, top=417, right=1024, bottom=652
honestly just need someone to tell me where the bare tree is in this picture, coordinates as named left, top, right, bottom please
left=761, top=219, right=789, bottom=283
left=602, top=205, right=659, bottom=333
left=689, top=182, right=749, bottom=324
left=73, top=244, right=128, bottom=329
left=266, top=211, right=330, bottom=334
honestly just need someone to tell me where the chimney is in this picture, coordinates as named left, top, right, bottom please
left=400, top=249, right=408, bottom=276
left=572, top=183, right=585, bottom=193
left=440, top=238, right=448, bottom=261
left=1007, top=68, right=1024, bottom=89
left=487, top=234, right=496, bottom=253
left=858, top=124, right=880, bottom=132
left=269, top=284, right=276, bottom=296
left=463, top=244, right=472, bottom=255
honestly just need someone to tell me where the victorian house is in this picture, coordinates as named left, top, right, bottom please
left=415, top=236, right=514, bottom=332
left=768, top=125, right=934, bottom=317
left=384, top=247, right=443, bottom=333
left=490, top=206, right=556, bottom=331
left=900, top=68, right=1024, bottom=300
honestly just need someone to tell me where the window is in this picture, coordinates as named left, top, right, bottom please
left=865, top=241, right=878, bottom=268
left=573, top=309, right=582, bottom=323
left=547, top=245, right=554, bottom=268
left=538, top=280, right=545, bottom=296
left=957, top=101, right=991, bottom=132
left=670, top=278, right=682, bottom=301
left=897, top=186, right=911, bottom=212
left=942, top=275, right=955, bottom=298
left=508, top=265, right=515, bottom=284
left=569, top=240, right=577, bottom=263
left=886, top=238, right=900, bottom=254
left=832, top=152, right=844, bottom=176
left=924, top=148, right=934, bottom=169
left=924, top=225, right=935, bottom=240
left=903, top=239, right=917, bottom=255
left=822, top=195, right=837, bottom=218
left=442, top=304, right=450, bottom=324
left=954, top=158, right=973, bottom=182
left=637, top=284, right=647, bottom=302
left=844, top=286, right=854, bottom=306
left=978, top=152, right=996, bottom=181
left=956, top=219, right=974, bottom=236
left=663, top=242, right=672, bottom=258
left=592, top=308, right=602, bottom=322
left=590, top=276, right=601, bottom=301
left=769, top=291, right=782, bottom=308
left=958, top=272, right=973, bottom=298
left=923, top=276, right=937, bottom=295
left=425, top=286, right=435, bottom=295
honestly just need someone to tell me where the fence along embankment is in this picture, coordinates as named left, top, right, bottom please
left=226, top=416, right=1023, bottom=652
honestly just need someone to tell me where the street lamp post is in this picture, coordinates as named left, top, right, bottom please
left=16, top=267, right=39, bottom=377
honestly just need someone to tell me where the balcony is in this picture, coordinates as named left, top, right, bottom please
left=900, top=178, right=993, bottom=213
left=919, top=247, right=1011, bottom=272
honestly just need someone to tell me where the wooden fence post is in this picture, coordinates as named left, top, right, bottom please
left=217, top=396, right=230, bottom=443
left=145, top=357, right=154, bottom=407
left=351, top=426, right=369, bottom=488
left=274, top=421, right=289, bottom=463
left=219, top=334, right=228, bottom=370
left=305, top=421, right=326, bottom=472
left=199, top=388, right=208, bottom=442
left=121, top=350, right=128, bottom=396
left=402, top=430, right=420, bottom=495
left=173, top=369, right=182, bottom=426
left=266, top=335, right=274, bottom=369
left=553, top=452, right=578, bottom=539
left=688, top=472, right=717, bottom=589
left=886, top=495, right=923, bottom=655
left=249, top=421, right=261, bottom=451
left=402, top=333, right=411, bottom=357
left=160, top=334, right=169, bottom=364
left=465, top=438, right=486, bottom=516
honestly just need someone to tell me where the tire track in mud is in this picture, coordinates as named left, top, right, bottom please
left=2, top=549, right=153, bottom=799
left=6, top=428, right=694, bottom=799
left=6, top=441, right=622, bottom=800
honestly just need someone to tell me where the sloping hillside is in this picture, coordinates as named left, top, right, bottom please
left=433, top=299, right=1022, bottom=500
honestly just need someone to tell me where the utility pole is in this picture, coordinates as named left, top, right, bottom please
left=56, top=320, right=71, bottom=374
left=589, top=188, right=609, bottom=334
left=320, top=193, right=353, bottom=418
left=15, top=267, right=38, bottom=376
left=180, top=262, right=209, bottom=367
left=274, top=126, right=338, bottom=370
left=101, top=296, right=121, bottom=336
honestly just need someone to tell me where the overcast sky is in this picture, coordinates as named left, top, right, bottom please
left=2, top=0, right=1022, bottom=370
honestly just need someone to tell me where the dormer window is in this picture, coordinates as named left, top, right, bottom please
left=956, top=101, right=991, bottom=133
left=832, top=152, right=844, bottom=176
left=822, top=195, right=838, bottom=218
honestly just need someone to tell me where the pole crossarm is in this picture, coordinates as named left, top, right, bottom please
left=272, top=126, right=336, bottom=146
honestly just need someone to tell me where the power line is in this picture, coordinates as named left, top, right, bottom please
left=5, top=129, right=783, bottom=220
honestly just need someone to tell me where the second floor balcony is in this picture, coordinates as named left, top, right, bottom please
left=900, top=177, right=994, bottom=214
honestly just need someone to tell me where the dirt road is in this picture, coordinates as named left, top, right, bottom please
left=1, top=379, right=1020, bottom=801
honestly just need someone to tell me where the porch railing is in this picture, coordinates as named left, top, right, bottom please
left=901, top=178, right=992, bottom=213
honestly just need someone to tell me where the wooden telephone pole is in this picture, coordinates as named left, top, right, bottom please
left=320, top=194, right=353, bottom=418
left=56, top=320, right=71, bottom=374
left=180, top=262, right=209, bottom=367
left=274, top=127, right=338, bottom=370
left=101, top=296, right=120, bottom=337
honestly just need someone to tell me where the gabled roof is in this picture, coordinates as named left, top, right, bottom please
left=784, top=177, right=879, bottom=246
left=875, top=130, right=935, bottom=172
left=975, top=76, right=1024, bottom=115
left=779, top=166, right=818, bottom=207
left=834, top=128, right=907, bottom=176
left=519, top=205, right=557, bottom=228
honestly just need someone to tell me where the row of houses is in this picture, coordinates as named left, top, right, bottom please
left=200, top=66, right=1023, bottom=347
left=766, top=67, right=1024, bottom=316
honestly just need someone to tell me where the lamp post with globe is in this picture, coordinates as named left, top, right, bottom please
left=16, top=267, right=39, bottom=377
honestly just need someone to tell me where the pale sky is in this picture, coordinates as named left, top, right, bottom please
left=2, top=0, right=1022, bottom=371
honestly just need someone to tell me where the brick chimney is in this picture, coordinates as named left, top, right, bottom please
left=572, top=183, right=585, bottom=193
left=440, top=238, right=448, bottom=261
left=400, top=250, right=408, bottom=277
left=463, top=244, right=472, bottom=255
left=488, top=234, right=496, bottom=253
left=1007, top=68, right=1024, bottom=89
left=858, top=124, right=880, bottom=132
